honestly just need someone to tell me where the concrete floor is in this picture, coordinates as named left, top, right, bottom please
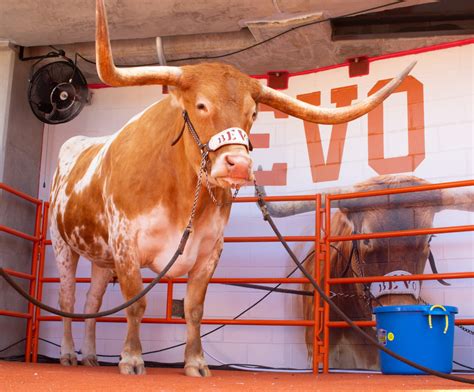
left=1, top=361, right=473, bottom=391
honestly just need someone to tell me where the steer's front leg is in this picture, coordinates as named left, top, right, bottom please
left=115, top=261, right=147, bottom=375
left=183, top=238, right=223, bottom=377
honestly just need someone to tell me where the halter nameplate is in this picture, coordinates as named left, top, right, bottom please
left=208, top=128, right=250, bottom=152
left=369, top=270, right=421, bottom=299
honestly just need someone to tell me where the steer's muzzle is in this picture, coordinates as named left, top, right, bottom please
left=225, top=154, right=252, bottom=180
left=210, top=148, right=254, bottom=188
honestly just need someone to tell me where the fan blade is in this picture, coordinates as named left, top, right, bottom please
left=45, top=102, right=57, bottom=120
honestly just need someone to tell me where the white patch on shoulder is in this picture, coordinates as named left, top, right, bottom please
left=67, top=135, right=110, bottom=195
left=52, top=135, right=109, bottom=218
left=70, top=100, right=163, bottom=194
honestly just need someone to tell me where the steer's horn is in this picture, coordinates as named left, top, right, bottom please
left=258, top=183, right=474, bottom=218
left=258, top=61, right=416, bottom=125
left=96, top=0, right=182, bottom=87
left=440, top=187, right=474, bottom=212
left=255, top=183, right=353, bottom=218
left=255, top=184, right=315, bottom=217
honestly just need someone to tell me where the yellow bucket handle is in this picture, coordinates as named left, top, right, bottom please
left=428, top=304, right=449, bottom=334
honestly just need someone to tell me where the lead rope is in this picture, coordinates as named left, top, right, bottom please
left=254, top=181, right=474, bottom=385
left=0, top=155, right=208, bottom=320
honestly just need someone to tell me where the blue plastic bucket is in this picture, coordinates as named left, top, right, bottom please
left=373, top=304, right=458, bottom=374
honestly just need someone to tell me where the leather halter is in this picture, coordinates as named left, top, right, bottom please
left=173, top=110, right=252, bottom=205
left=172, top=110, right=253, bottom=152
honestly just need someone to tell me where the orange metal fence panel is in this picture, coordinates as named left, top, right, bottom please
left=322, top=179, right=474, bottom=373
left=1, top=179, right=473, bottom=374
left=34, top=196, right=323, bottom=368
left=0, top=183, right=43, bottom=362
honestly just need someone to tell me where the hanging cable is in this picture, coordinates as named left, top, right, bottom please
left=0, top=338, right=26, bottom=354
left=167, top=2, right=400, bottom=63
left=62, top=2, right=400, bottom=68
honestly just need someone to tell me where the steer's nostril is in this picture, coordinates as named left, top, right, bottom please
left=223, top=154, right=251, bottom=179
left=226, top=155, right=236, bottom=166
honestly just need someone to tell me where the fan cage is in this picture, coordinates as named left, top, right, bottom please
left=28, top=60, right=89, bottom=125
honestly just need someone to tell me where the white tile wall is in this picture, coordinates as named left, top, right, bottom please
left=36, top=43, right=474, bottom=371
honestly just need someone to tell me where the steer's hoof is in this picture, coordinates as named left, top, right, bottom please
left=185, top=365, right=212, bottom=377
left=60, top=353, right=78, bottom=366
left=82, top=355, right=100, bottom=367
left=119, top=356, right=146, bottom=375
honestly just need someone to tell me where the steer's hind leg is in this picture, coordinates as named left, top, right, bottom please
left=54, top=238, right=80, bottom=366
left=184, top=238, right=223, bottom=377
left=81, top=264, right=113, bottom=366
left=115, top=262, right=146, bottom=375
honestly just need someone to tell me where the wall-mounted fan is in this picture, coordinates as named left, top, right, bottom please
left=28, top=59, right=89, bottom=124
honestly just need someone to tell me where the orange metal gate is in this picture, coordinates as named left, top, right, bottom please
left=1, top=180, right=473, bottom=372
left=0, top=183, right=43, bottom=362
left=34, top=194, right=323, bottom=367
left=322, top=179, right=474, bottom=372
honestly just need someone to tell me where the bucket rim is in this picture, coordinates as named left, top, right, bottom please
left=373, top=304, right=458, bottom=314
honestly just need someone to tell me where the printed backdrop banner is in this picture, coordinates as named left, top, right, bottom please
left=38, top=41, right=474, bottom=370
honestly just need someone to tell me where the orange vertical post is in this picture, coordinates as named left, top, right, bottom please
left=317, top=195, right=326, bottom=356
left=312, top=194, right=323, bottom=373
left=32, top=202, right=49, bottom=362
left=24, top=202, right=42, bottom=362
left=166, top=280, right=174, bottom=320
left=323, top=195, right=331, bottom=373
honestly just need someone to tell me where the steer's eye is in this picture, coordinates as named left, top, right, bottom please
left=196, top=102, right=207, bottom=112
left=363, top=239, right=370, bottom=246
left=252, top=111, right=258, bottom=121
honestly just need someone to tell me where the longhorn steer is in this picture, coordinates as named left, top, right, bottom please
left=262, top=175, right=474, bottom=369
left=49, top=0, right=414, bottom=376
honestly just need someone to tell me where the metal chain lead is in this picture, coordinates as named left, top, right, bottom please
left=187, top=152, right=239, bottom=227
left=457, top=324, right=474, bottom=336
left=204, top=170, right=239, bottom=207
left=329, top=291, right=372, bottom=300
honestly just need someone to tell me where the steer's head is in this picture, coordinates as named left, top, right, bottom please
left=338, top=177, right=439, bottom=306
left=168, top=63, right=260, bottom=189
left=95, top=0, right=415, bottom=192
